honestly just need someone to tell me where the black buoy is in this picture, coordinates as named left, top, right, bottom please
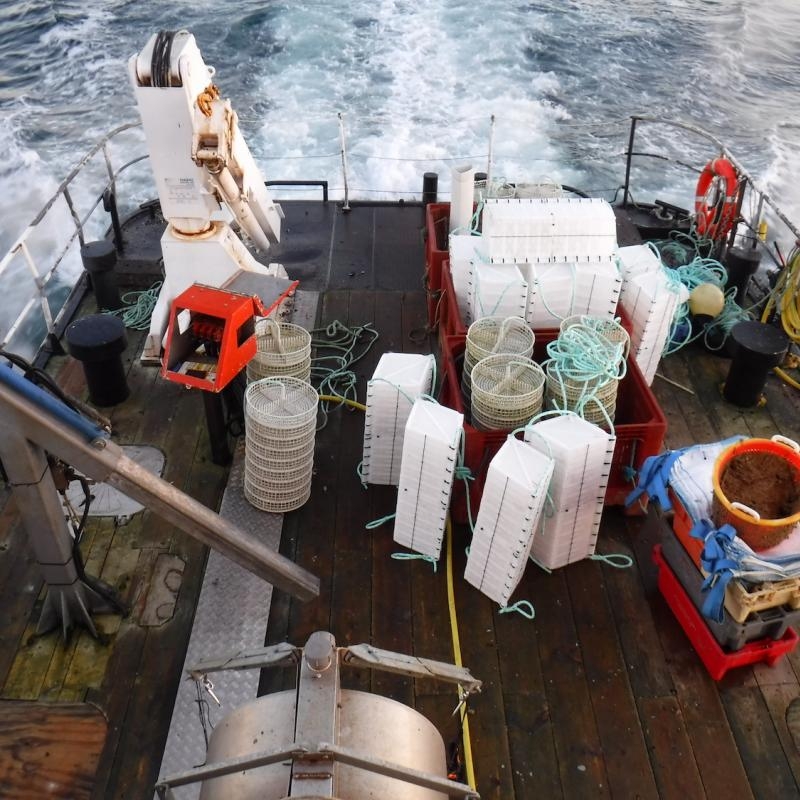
left=723, top=320, right=789, bottom=407
left=724, top=246, right=761, bottom=305
left=422, top=172, right=438, bottom=205
left=65, top=314, right=129, bottom=407
left=81, top=240, right=123, bottom=311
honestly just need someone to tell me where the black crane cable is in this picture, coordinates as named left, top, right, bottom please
left=150, top=30, right=177, bottom=88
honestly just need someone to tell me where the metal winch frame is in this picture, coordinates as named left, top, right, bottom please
left=155, top=631, right=482, bottom=799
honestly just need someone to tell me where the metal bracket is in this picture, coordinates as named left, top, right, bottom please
left=343, top=643, right=482, bottom=694
left=188, top=641, right=300, bottom=678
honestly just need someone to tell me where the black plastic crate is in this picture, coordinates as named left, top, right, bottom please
left=660, top=528, right=800, bottom=651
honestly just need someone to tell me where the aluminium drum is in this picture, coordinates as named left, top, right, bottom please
left=199, top=690, right=448, bottom=799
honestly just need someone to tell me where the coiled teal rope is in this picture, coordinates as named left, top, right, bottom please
left=104, top=281, right=162, bottom=330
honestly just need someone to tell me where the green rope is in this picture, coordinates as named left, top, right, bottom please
left=589, top=553, right=633, bottom=569
left=391, top=552, right=438, bottom=572
left=498, top=600, right=536, bottom=620
left=104, top=281, right=162, bottom=330
left=311, top=320, right=379, bottom=429
left=365, top=512, right=396, bottom=530
left=455, top=428, right=476, bottom=533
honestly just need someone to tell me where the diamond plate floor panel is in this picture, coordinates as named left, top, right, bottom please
left=156, top=290, right=318, bottom=798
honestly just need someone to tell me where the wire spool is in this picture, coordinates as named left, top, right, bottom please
left=244, top=377, right=319, bottom=512
left=462, top=316, right=535, bottom=404
left=470, top=353, right=545, bottom=431
left=247, top=319, right=312, bottom=384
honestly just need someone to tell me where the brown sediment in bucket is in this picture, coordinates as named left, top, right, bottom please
left=719, top=452, right=800, bottom=520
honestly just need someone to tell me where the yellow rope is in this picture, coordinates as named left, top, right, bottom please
left=320, top=390, right=477, bottom=786
left=317, top=393, right=367, bottom=411
left=761, top=247, right=800, bottom=389
left=446, top=516, right=477, bottom=790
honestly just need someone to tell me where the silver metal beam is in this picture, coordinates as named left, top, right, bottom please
left=0, top=378, right=320, bottom=602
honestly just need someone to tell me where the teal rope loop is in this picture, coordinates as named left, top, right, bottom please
left=499, top=600, right=536, bottom=620
left=356, top=459, right=368, bottom=489
left=589, top=553, right=633, bottom=569
left=456, top=429, right=476, bottom=533
left=365, top=513, right=396, bottom=530
left=311, top=320, right=380, bottom=429
left=391, top=552, right=438, bottom=572
left=103, top=281, right=162, bottom=330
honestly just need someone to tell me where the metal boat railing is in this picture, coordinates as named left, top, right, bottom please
left=621, top=115, right=800, bottom=265
left=0, top=122, right=149, bottom=352
left=1, top=114, right=797, bottom=356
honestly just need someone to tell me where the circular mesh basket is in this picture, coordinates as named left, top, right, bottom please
left=246, top=320, right=312, bottom=383
left=544, top=362, right=618, bottom=427
left=463, top=316, right=535, bottom=399
left=244, top=475, right=312, bottom=513
left=557, top=316, right=629, bottom=364
left=244, top=377, right=318, bottom=512
left=470, top=354, right=544, bottom=431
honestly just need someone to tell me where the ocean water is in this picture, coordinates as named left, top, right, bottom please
left=1, top=0, right=799, bottom=343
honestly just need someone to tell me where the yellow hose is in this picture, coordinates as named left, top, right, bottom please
left=761, top=247, right=800, bottom=389
left=446, top=516, right=477, bottom=790
left=317, top=393, right=367, bottom=411
left=319, top=391, right=478, bottom=787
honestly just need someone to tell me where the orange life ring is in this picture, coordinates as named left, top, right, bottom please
left=694, top=157, right=739, bottom=239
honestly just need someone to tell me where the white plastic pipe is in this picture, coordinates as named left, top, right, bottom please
left=449, top=164, right=475, bottom=234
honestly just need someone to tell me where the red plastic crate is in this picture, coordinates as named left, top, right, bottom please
left=438, top=335, right=506, bottom=524
left=652, top=544, right=798, bottom=680
left=439, top=324, right=667, bottom=520
left=439, top=257, right=468, bottom=344
left=425, top=203, right=450, bottom=328
left=669, top=488, right=705, bottom=568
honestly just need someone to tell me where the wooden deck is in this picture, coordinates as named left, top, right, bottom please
left=0, top=312, right=229, bottom=799
left=0, top=200, right=799, bottom=798
left=265, top=288, right=800, bottom=800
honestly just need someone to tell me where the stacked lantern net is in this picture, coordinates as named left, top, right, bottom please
left=464, top=436, right=554, bottom=606
left=243, top=376, right=319, bottom=512
left=461, top=316, right=535, bottom=408
left=523, top=261, right=622, bottom=329
left=617, top=244, right=687, bottom=386
left=361, top=353, right=434, bottom=486
left=467, top=263, right=528, bottom=326
left=524, top=414, right=615, bottom=569
left=449, top=233, right=481, bottom=326
left=246, top=318, right=312, bottom=384
left=393, top=399, right=464, bottom=560
left=543, top=317, right=627, bottom=427
left=474, top=197, right=621, bottom=329
left=470, top=354, right=545, bottom=432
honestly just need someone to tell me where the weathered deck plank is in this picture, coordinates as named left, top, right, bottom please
left=0, top=701, right=106, bottom=800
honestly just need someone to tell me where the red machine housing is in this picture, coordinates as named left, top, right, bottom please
left=162, top=283, right=292, bottom=392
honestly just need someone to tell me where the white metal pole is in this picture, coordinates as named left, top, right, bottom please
left=486, top=114, right=496, bottom=196
left=338, top=112, right=351, bottom=212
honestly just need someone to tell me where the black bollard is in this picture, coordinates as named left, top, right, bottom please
left=724, top=246, right=761, bottom=306
left=65, top=314, right=129, bottom=407
left=723, top=320, right=788, bottom=407
left=81, top=240, right=123, bottom=311
left=422, top=172, right=438, bottom=205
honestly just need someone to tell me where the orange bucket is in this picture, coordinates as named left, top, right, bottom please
left=712, top=435, right=800, bottom=550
